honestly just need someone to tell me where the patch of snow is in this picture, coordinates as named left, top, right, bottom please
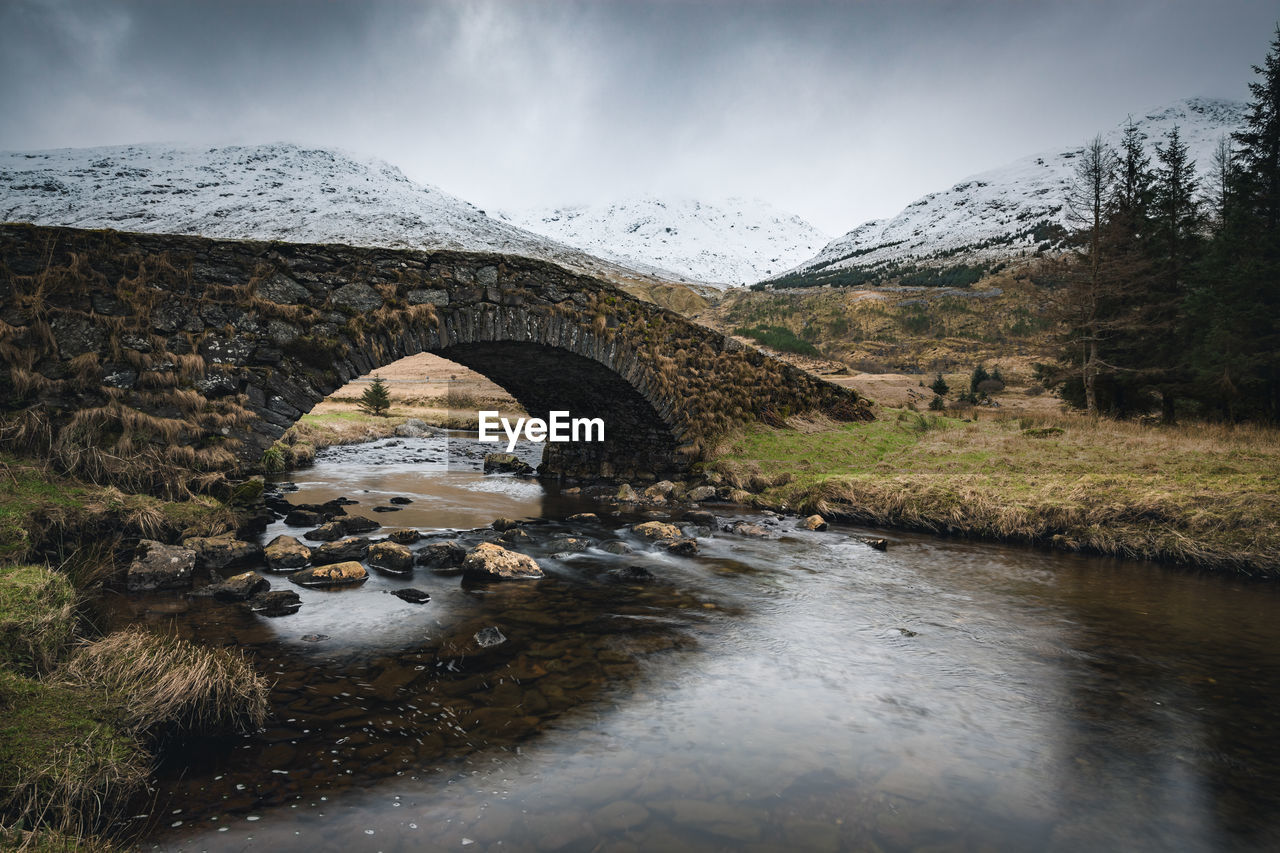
left=0, top=142, right=688, bottom=287
left=500, top=197, right=829, bottom=287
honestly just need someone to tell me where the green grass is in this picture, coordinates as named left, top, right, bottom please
left=715, top=411, right=1280, bottom=575
left=0, top=455, right=239, bottom=567
left=732, top=325, right=821, bottom=357
left=0, top=670, right=147, bottom=839
left=0, top=565, right=76, bottom=675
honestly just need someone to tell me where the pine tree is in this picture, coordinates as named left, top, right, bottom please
left=1188, top=25, right=1280, bottom=420
left=359, top=374, right=391, bottom=416
left=929, top=373, right=949, bottom=396
left=1061, top=136, right=1121, bottom=414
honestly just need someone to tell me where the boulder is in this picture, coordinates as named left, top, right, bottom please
left=372, top=505, right=402, bottom=513
left=659, top=537, right=699, bottom=556
left=391, top=588, right=431, bottom=604
left=687, top=486, right=717, bottom=502
left=246, top=589, right=302, bottom=617
left=803, top=514, right=828, bottom=531
left=729, top=521, right=772, bottom=539
left=606, top=565, right=654, bottom=583
left=303, top=521, right=347, bottom=542
left=264, top=535, right=311, bottom=571
left=417, top=541, right=468, bottom=572
left=600, top=540, right=632, bottom=555
left=685, top=510, right=717, bottom=526
left=490, top=517, right=522, bottom=532
left=483, top=453, right=534, bottom=475
left=461, top=542, right=544, bottom=581
left=182, top=535, right=262, bottom=570
left=127, top=540, right=197, bottom=592
left=547, top=536, right=589, bottom=553
left=386, top=528, right=421, bottom=545
left=631, top=521, right=682, bottom=541
left=615, top=483, right=639, bottom=502
left=499, top=527, right=532, bottom=543
left=284, top=509, right=324, bottom=527
left=389, top=496, right=414, bottom=505
left=368, top=541, right=414, bottom=574
left=342, top=515, right=381, bottom=534
left=393, top=419, right=434, bottom=438
left=644, top=480, right=677, bottom=502
left=310, top=537, right=370, bottom=566
left=567, top=512, right=598, bottom=523
left=290, top=561, right=368, bottom=587
left=193, top=571, right=270, bottom=602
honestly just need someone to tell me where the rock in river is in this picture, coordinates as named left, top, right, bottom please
left=246, top=589, right=302, bottom=616
left=803, top=514, right=829, bottom=531
left=127, top=540, right=197, bottom=592
left=303, top=521, right=346, bottom=542
left=368, top=541, right=414, bottom=574
left=289, top=561, right=368, bottom=587
left=417, top=541, right=467, bottom=572
left=264, top=535, right=310, bottom=571
left=182, top=534, right=263, bottom=570
left=483, top=453, right=534, bottom=475
left=391, top=588, right=431, bottom=604
left=632, top=521, right=682, bottom=541
left=462, top=542, right=544, bottom=581
left=310, top=536, right=370, bottom=566
left=192, top=570, right=270, bottom=602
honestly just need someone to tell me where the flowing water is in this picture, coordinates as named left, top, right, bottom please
left=112, top=435, right=1280, bottom=852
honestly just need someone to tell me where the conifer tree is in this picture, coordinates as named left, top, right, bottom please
left=359, top=375, right=391, bottom=416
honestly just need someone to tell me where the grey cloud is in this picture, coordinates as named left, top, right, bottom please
left=1, top=0, right=1274, bottom=233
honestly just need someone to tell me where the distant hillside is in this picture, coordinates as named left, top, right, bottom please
left=501, top=196, right=828, bottom=287
left=0, top=142, right=693, bottom=291
left=770, top=97, right=1246, bottom=289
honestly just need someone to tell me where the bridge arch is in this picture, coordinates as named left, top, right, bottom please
left=0, top=224, right=870, bottom=493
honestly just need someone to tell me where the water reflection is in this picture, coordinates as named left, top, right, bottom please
left=116, top=436, right=1280, bottom=852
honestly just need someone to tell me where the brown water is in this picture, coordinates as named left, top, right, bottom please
left=115, top=435, right=1280, bottom=852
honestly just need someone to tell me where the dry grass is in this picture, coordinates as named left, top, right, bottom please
left=717, top=409, right=1280, bottom=575
left=62, top=629, right=269, bottom=735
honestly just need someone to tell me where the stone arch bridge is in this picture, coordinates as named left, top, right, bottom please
left=0, top=224, right=869, bottom=493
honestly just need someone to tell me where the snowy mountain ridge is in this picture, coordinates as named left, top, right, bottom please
left=500, top=197, right=830, bottom=287
left=0, top=142, right=693, bottom=288
left=778, top=97, right=1247, bottom=285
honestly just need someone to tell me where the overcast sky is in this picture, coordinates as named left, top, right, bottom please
left=0, top=0, right=1274, bottom=234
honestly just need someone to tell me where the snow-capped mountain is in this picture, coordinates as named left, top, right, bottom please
left=0, top=142, right=688, bottom=288
left=501, top=197, right=829, bottom=287
left=779, top=97, right=1246, bottom=284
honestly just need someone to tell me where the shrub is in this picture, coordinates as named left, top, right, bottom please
left=969, top=364, right=990, bottom=393
left=929, top=374, right=950, bottom=396
left=928, top=395, right=947, bottom=411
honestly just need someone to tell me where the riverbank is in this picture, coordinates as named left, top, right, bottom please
left=0, top=458, right=270, bottom=847
left=712, top=410, right=1280, bottom=576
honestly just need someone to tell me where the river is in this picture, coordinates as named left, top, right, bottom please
left=111, top=434, right=1280, bottom=852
